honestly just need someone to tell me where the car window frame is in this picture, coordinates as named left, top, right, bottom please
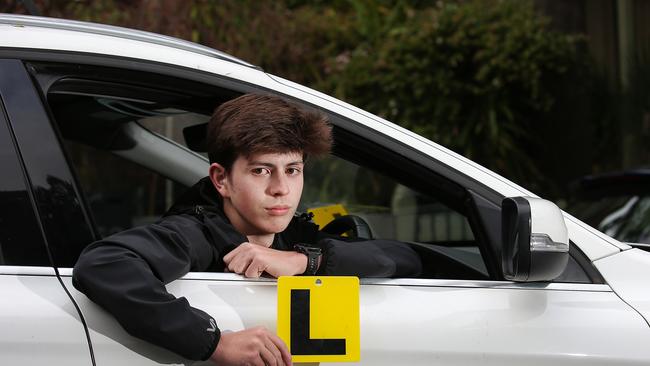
left=16, top=50, right=602, bottom=283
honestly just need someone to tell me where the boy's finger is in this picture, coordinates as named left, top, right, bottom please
left=269, top=332, right=292, bottom=366
left=264, top=338, right=285, bottom=366
left=244, top=263, right=263, bottom=278
left=223, top=243, right=246, bottom=263
left=259, top=345, right=278, bottom=366
left=229, top=253, right=254, bottom=274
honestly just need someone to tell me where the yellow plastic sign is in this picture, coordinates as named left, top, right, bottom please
left=277, top=276, right=360, bottom=363
left=307, top=204, right=348, bottom=229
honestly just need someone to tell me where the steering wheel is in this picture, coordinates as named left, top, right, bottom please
left=321, top=215, right=373, bottom=240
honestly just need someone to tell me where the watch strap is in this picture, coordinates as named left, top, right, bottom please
left=294, top=244, right=321, bottom=275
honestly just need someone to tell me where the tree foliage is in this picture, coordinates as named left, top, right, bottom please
left=317, top=0, right=590, bottom=189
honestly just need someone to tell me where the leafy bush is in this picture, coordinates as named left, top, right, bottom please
left=318, top=0, right=590, bottom=190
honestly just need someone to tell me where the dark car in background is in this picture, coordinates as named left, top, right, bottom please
left=568, top=168, right=650, bottom=247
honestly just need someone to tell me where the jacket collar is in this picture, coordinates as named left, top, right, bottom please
left=165, top=176, right=223, bottom=216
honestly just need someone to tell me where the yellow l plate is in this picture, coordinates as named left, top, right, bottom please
left=307, top=204, right=348, bottom=229
left=277, top=276, right=360, bottom=363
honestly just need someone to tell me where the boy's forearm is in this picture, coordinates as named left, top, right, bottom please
left=316, top=238, right=422, bottom=277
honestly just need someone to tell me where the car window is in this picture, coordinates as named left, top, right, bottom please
left=302, top=155, right=474, bottom=242
left=50, top=94, right=212, bottom=237
left=554, top=253, right=591, bottom=283
left=63, top=139, right=188, bottom=238
left=0, top=101, right=50, bottom=266
left=37, top=62, right=492, bottom=279
left=53, top=96, right=489, bottom=278
left=138, top=113, right=209, bottom=159
left=612, top=196, right=650, bottom=243
left=301, top=151, right=487, bottom=279
left=141, top=114, right=477, bottom=248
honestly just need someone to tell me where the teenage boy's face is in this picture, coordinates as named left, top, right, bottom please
left=212, top=151, right=304, bottom=236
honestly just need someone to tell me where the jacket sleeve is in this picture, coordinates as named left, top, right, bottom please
left=315, top=237, right=423, bottom=277
left=72, top=214, right=221, bottom=361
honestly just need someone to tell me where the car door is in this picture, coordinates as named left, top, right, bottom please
left=22, top=55, right=650, bottom=366
left=0, top=59, right=92, bottom=365
left=21, top=57, right=282, bottom=366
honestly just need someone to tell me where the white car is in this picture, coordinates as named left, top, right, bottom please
left=1, top=14, right=649, bottom=366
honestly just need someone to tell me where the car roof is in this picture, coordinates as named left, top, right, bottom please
left=0, top=13, right=258, bottom=69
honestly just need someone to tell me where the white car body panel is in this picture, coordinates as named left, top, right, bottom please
left=594, top=248, right=650, bottom=324
left=0, top=266, right=89, bottom=365
left=1, top=14, right=649, bottom=366
left=528, top=197, right=569, bottom=246
left=58, top=268, right=650, bottom=365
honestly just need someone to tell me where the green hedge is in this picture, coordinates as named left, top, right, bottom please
left=317, top=0, right=590, bottom=189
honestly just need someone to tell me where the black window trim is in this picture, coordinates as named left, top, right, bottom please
left=0, top=90, right=51, bottom=266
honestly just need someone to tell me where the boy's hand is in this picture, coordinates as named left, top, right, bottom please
left=210, top=326, right=292, bottom=366
left=223, top=243, right=308, bottom=278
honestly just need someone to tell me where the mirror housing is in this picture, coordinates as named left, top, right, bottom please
left=502, top=197, right=569, bottom=282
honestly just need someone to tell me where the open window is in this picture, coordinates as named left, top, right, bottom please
left=300, top=125, right=489, bottom=280
left=34, top=61, right=493, bottom=279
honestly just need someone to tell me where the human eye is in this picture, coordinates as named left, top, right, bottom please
left=251, top=167, right=271, bottom=176
left=286, top=166, right=302, bottom=176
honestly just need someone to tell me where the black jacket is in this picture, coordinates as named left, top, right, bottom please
left=72, top=177, right=422, bottom=361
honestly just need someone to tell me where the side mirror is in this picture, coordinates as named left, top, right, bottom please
left=502, top=197, right=569, bottom=282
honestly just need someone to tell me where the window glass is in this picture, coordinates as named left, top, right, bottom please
left=613, top=196, right=650, bottom=243
left=554, top=254, right=591, bottom=283
left=569, top=194, right=650, bottom=244
left=138, top=112, right=208, bottom=158
left=51, top=93, right=210, bottom=238
left=302, top=155, right=474, bottom=242
left=63, top=139, right=187, bottom=238
left=302, top=154, right=486, bottom=278
left=0, top=104, right=50, bottom=266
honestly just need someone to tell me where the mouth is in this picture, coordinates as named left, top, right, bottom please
left=265, top=205, right=291, bottom=216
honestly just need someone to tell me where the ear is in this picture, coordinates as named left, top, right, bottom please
left=209, top=163, right=230, bottom=198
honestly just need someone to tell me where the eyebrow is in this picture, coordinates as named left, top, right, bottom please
left=247, top=160, right=304, bottom=168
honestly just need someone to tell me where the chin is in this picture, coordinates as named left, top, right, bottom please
left=261, top=217, right=292, bottom=234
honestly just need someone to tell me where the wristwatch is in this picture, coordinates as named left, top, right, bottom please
left=293, top=244, right=322, bottom=275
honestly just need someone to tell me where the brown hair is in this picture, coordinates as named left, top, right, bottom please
left=206, top=93, right=332, bottom=169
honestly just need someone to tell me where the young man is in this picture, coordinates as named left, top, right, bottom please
left=73, top=94, right=422, bottom=366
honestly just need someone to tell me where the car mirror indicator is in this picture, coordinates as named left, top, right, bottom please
left=531, top=233, right=569, bottom=252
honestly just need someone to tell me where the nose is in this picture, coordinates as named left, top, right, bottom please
left=267, top=171, right=290, bottom=196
